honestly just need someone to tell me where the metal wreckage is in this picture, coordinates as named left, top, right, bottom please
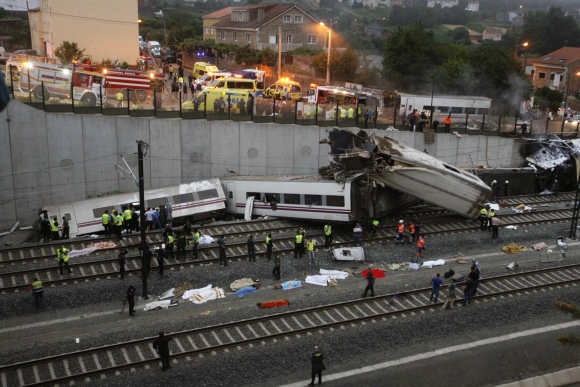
left=318, top=129, right=492, bottom=221
left=525, top=138, right=580, bottom=194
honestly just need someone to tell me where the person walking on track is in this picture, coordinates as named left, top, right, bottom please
left=324, top=224, right=333, bottom=251
left=153, top=331, right=173, bottom=371
left=118, top=248, right=128, bottom=279
left=56, top=246, right=72, bottom=275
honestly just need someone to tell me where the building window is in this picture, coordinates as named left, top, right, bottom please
left=283, top=15, right=291, bottom=22
left=550, top=73, right=555, bottom=81
left=238, top=12, right=244, bottom=20
left=286, top=34, right=292, bottom=43
left=246, top=34, right=251, bottom=42
left=233, top=32, right=238, bottom=41
left=294, top=15, right=303, bottom=23
left=531, top=69, right=535, bottom=75
left=210, top=27, right=214, bottom=34
left=307, top=35, right=317, bottom=44
left=538, top=72, right=546, bottom=79
left=205, top=27, right=208, bottom=34
left=269, top=34, right=278, bottom=44
left=221, top=31, right=225, bottom=41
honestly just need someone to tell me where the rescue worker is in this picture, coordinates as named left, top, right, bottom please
left=116, top=91, right=124, bottom=108
left=443, top=115, right=452, bottom=133
left=123, top=206, right=133, bottom=233
left=26, top=277, right=44, bottom=309
left=363, top=267, right=375, bottom=297
left=490, top=180, right=497, bottom=192
left=51, top=216, right=60, bottom=241
left=371, top=218, right=380, bottom=238
left=265, top=233, right=273, bottom=261
left=409, top=221, right=416, bottom=243
left=153, top=331, right=173, bottom=371
left=115, top=210, right=124, bottom=240
left=192, top=228, right=200, bottom=259
left=56, top=246, right=72, bottom=275
left=479, top=206, right=488, bottom=230
left=166, top=232, right=175, bottom=259
left=487, top=207, right=496, bottom=232
left=40, top=214, right=51, bottom=242
left=118, top=248, right=128, bottom=278
left=127, top=285, right=136, bottom=316
left=247, top=235, right=256, bottom=262
left=102, top=210, right=111, bottom=236
left=294, top=230, right=304, bottom=258
left=348, top=106, right=354, bottom=120
left=307, top=238, right=315, bottom=265
left=162, top=223, right=173, bottom=241
left=356, top=105, right=362, bottom=122
left=503, top=180, right=511, bottom=197
left=354, top=222, right=363, bottom=247
left=168, top=64, right=174, bottom=80
left=157, top=247, right=166, bottom=276
left=340, top=107, right=347, bottom=121
left=324, top=224, right=333, bottom=251
left=396, top=220, right=405, bottom=244
left=308, top=346, right=325, bottom=386
left=273, top=254, right=281, bottom=280
left=417, top=235, right=426, bottom=257
left=492, top=216, right=501, bottom=239
left=176, top=228, right=187, bottom=260
left=61, top=216, right=70, bottom=239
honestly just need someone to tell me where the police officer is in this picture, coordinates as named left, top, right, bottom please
left=26, top=277, right=44, bottom=309
left=40, top=214, right=51, bottom=242
left=51, top=216, right=60, bottom=241
left=153, top=331, right=173, bottom=371
left=192, top=228, right=200, bottom=259
left=272, top=254, right=281, bottom=280
left=118, top=248, right=128, bottom=278
left=324, top=224, right=333, bottom=251
left=102, top=210, right=111, bottom=236
left=127, top=285, right=136, bottom=316
left=116, top=211, right=124, bottom=240
left=371, top=218, right=380, bottom=238
left=265, top=233, right=273, bottom=261
left=61, top=216, right=70, bottom=239
left=56, top=246, right=72, bottom=275
left=157, top=247, right=166, bottom=276
left=166, top=232, right=175, bottom=259
left=247, top=235, right=256, bottom=262
left=294, top=230, right=303, bottom=258
left=308, top=346, right=325, bottom=386
left=176, top=228, right=187, bottom=260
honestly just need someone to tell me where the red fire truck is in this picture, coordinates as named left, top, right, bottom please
left=304, top=84, right=371, bottom=105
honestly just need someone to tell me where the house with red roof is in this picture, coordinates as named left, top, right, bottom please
left=531, top=47, right=580, bottom=93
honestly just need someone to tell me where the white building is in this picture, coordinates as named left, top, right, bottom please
left=427, top=0, right=458, bottom=8
left=466, top=1, right=479, bottom=11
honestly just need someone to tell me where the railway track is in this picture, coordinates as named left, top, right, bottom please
left=0, top=208, right=574, bottom=293
left=1, top=264, right=579, bottom=387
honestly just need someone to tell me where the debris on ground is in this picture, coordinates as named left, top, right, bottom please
left=257, top=299, right=289, bottom=309
left=456, top=259, right=467, bottom=264
left=531, top=242, right=549, bottom=251
left=386, top=262, right=411, bottom=271
left=502, top=243, right=529, bottom=254
left=506, top=262, right=519, bottom=270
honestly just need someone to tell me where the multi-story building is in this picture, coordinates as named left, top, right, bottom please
left=531, top=47, right=580, bottom=93
left=28, top=0, right=138, bottom=63
left=384, top=0, right=412, bottom=6
left=427, top=0, right=458, bottom=8
left=203, top=7, right=234, bottom=41
left=466, top=1, right=479, bottom=11
left=212, top=4, right=322, bottom=52
left=482, top=28, right=502, bottom=41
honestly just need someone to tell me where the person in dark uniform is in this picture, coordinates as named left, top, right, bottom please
left=309, top=346, right=325, bottom=386
left=363, top=268, right=375, bottom=297
left=61, top=216, right=70, bottom=239
left=40, top=214, right=51, bottom=242
left=503, top=180, right=511, bottom=197
left=273, top=254, right=281, bottom=280
left=157, top=247, right=166, bottom=276
left=153, top=331, right=173, bottom=371
left=118, top=248, right=128, bottom=278
left=218, top=235, right=227, bottom=266
left=176, top=228, right=187, bottom=261
left=265, top=233, right=273, bottom=261
left=247, top=235, right=256, bottom=262
left=127, top=285, right=136, bottom=316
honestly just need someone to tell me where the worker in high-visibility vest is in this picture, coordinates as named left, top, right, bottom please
left=307, top=238, right=315, bottom=265
left=265, top=233, right=273, bottom=261
left=116, top=92, right=124, bottom=108
left=487, top=208, right=495, bottom=232
left=294, top=230, right=303, bottom=258
left=166, top=232, right=175, bottom=259
left=443, top=115, right=452, bottom=133
left=324, top=224, right=333, bottom=251
left=371, top=218, right=380, bottom=238
left=479, top=206, right=488, bottom=230
left=123, top=206, right=133, bottom=234
left=113, top=210, right=123, bottom=239
left=51, top=216, right=60, bottom=241
left=26, top=277, right=44, bottom=309
left=192, top=228, right=201, bottom=259
left=56, top=246, right=72, bottom=275
left=409, top=222, right=416, bottom=243
left=417, top=235, right=426, bottom=257
left=102, top=210, right=111, bottom=236
left=396, top=220, right=405, bottom=245
left=348, top=107, right=354, bottom=119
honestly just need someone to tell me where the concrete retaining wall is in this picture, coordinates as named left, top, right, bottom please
left=0, top=101, right=526, bottom=229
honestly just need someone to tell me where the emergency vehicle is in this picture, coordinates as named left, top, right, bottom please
left=305, top=84, right=371, bottom=105
left=263, top=78, right=302, bottom=100
left=14, top=60, right=163, bottom=107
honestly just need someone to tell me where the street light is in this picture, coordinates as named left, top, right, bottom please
left=137, top=140, right=150, bottom=299
left=515, top=42, right=528, bottom=57
left=561, top=71, right=580, bottom=133
left=320, top=22, right=331, bottom=85
left=429, top=75, right=435, bottom=129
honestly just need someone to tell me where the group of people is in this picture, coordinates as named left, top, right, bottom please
left=490, top=179, right=511, bottom=202
left=39, top=213, right=70, bottom=242
left=478, top=204, right=502, bottom=239
left=431, top=261, right=481, bottom=309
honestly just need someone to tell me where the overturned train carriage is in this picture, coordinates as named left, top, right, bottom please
left=321, top=129, right=492, bottom=219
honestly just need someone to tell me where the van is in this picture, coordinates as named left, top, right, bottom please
left=183, top=77, right=259, bottom=112
left=147, top=41, right=161, bottom=58
left=193, top=62, right=219, bottom=79
left=264, top=78, right=302, bottom=100
left=195, top=72, right=232, bottom=88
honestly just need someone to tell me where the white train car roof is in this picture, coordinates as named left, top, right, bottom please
left=221, top=175, right=347, bottom=183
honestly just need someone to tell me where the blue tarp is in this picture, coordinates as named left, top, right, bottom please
left=281, top=280, right=303, bottom=290
left=235, top=286, right=257, bottom=298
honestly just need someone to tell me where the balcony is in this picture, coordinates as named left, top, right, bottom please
left=255, top=43, right=302, bottom=52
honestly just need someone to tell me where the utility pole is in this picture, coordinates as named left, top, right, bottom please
left=326, top=25, right=331, bottom=85
left=278, top=25, right=282, bottom=80
left=137, top=140, right=150, bottom=299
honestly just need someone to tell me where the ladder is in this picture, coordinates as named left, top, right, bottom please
left=465, top=153, right=477, bottom=176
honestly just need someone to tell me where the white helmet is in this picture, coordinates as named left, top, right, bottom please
left=399, top=220, right=404, bottom=223
left=492, top=180, right=497, bottom=183
left=505, top=180, right=509, bottom=184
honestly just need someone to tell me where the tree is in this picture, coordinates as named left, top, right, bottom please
left=54, top=41, right=85, bottom=65
left=313, top=48, right=359, bottom=82
left=382, top=22, right=439, bottom=91
left=521, top=7, right=580, bottom=56
left=534, top=86, right=563, bottom=112
left=450, top=27, right=469, bottom=41
left=555, top=301, right=580, bottom=345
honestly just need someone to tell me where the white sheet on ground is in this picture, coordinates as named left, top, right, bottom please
left=332, top=247, right=365, bottom=261
left=319, top=269, right=349, bottom=280
left=181, top=284, right=212, bottom=300
left=421, top=259, right=446, bottom=268
left=189, top=287, right=226, bottom=304
left=305, top=275, right=330, bottom=286
left=244, top=196, right=255, bottom=221
left=159, top=288, right=175, bottom=300
left=487, top=203, right=500, bottom=211
left=199, top=235, right=214, bottom=245
left=67, top=247, right=99, bottom=258
left=143, top=300, right=175, bottom=311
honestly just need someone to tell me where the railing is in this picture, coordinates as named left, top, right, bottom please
left=255, top=43, right=302, bottom=52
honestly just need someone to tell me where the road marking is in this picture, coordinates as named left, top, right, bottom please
left=279, top=320, right=580, bottom=387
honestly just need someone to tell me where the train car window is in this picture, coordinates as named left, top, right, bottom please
left=283, top=194, right=300, bottom=204
left=198, top=189, right=219, bottom=200
left=247, top=192, right=261, bottom=201
left=93, top=206, right=114, bottom=218
left=326, top=195, right=345, bottom=207
left=265, top=193, right=280, bottom=203
left=147, top=197, right=168, bottom=208
left=172, top=193, right=194, bottom=204
left=444, top=165, right=460, bottom=174
left=305, top=195, right=322, bottom=206
left=465, top=107, right=476, bottom=114
left=479, top=108, right=489, bottom=115
left=438, top=106, right=449, bottom=113
left=451, top=107, right=463, bottom=114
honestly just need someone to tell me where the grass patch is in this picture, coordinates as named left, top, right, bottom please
left=334, top=2, right=391, bottom=20
left=431, top=24, right=454, bottom=42
left=465, top=22, right=485, bottom=33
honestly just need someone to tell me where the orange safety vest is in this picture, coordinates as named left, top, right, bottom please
left=418, top=237, right=425, bottom=248
left=397, top=224, right=405, bottom=233
left=443, top=116, right=452, bottom=125
left=409, top=224, right=416, bottom=234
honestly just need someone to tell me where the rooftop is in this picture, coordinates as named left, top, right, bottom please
left=532, top=47, right=580, bottom=67
left=484, top=28, right=502, bottom=34
left=203, top=7, right=234, bottom=19
left=213, top=4, right=316, bottom=29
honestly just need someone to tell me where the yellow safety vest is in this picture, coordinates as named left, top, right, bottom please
left=178, top=77, right=183, bottom=83
left=102, top=214, right=109, bottom=225
left=295, top=234, right=303, bottom=244
left=32, top=280, right=43, bottom=292
left=324, top=225, right=332, bottom=236
left=124, top=209, right=132, bottom=220
left=480, top=208, right=487, bottom=215
left=488, top=210, right=495, bottom=217
left=193, top=232, right=200, bottom=243
left=116, top=93, right=123, bottom=101
left=348, top=108, right=354, bottom=118
left=372, top=220, right=379, bottom=227
left=56, top=248, right=68, bottom=262
left=340, top=109, right=346, bottom=118
left=168, top=235, right=174, bottom=244
left=266, top=236, right=272, bottom=244
left=307, top=240, right=314, bottom=251
left=116, top=215, right=123, bottom=226
left=357, top=106, right=362, bottom=115
left=51, top=220, right=58, bottom=232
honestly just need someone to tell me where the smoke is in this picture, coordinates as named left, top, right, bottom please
left=501, top=73, right=529, bottom=114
